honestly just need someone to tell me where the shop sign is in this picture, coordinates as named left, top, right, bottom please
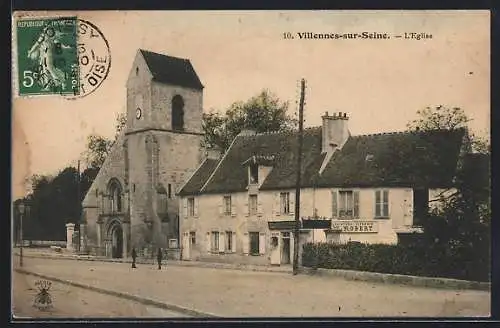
left=268, top=221, right=298, bottom=230
left=330, top=220, right=378, bottom=233
left=302, top=219, right=331, bottom=229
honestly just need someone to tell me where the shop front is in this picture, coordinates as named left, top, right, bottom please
left=267, top=221, right=296, bottom=266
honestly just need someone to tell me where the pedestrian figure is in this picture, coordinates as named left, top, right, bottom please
left=157, top=248, right=162, bottom=270
left=131, top=248, right=137, bottom=269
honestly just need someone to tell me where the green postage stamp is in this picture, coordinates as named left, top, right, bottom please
left=16, top=17, right=80, bottom=96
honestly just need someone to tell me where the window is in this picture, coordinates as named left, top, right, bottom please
left=187, top=197, right=195, bottom=217
left=375, top=190, right=389, bottom=218
left=225, top=231, right=233, bottom=252
left=249, top=232, right=259, bottom=255
left=172, top=95, right=185, bottom=130
left=338, top=191, right=354, bottom=217
left=190, top=231, right=196, bottom=245
left=135, top=67, right=139, bottom=75
left=249, top=163, right=259, bottom=184
left=280, top=192, right=290, bottom=214
left=211, top=231, right=219, bottom=252
left=168, top=184, right=172, bottom=199
left=249, top=195, right=258, bottom=215
left=108, top=180, right=122, bottom=213
left=223, top=196, right=232, bottom=215
left=157, top=193, right=168, bottom=214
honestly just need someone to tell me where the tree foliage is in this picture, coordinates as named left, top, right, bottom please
left=407, top=105, right=490, bottom=154
left=13, top=166, right=99, bottom=241
left=83, top=113, right=127, bottom=170
left=203, top=89, right=297, bottom=151
left=401, top=105, right=491, bottom=281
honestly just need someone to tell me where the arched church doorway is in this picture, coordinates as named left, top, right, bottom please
left=108, top=221, right=123, bottom=259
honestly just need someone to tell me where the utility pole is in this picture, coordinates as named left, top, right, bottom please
left=77, top=160, right=81, bottom=253
left=19, top=207, right=24, bottom=267
left=293, top=78, right=306, bottom=275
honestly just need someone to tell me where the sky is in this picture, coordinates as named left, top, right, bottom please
left=12, top=10, right=490, bottom=198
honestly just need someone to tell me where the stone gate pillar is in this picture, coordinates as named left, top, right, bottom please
left=65, top=223, right=75, bottom=251
left=80, top=223, right=87, bottom=254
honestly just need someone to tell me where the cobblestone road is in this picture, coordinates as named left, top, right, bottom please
left=14, top=256, right=490, bottom=318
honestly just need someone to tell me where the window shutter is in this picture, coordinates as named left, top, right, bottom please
left=231, top=232, right=236, bottom=252
left=275, top=193, right=280, bottom=216
left=183, top=198, right=188, bottom=218
left=259, top=232, right=266, bottom=255
left=205, top=232, right=210, bottom=253
left=383, top=190, right=389, bottom=217
left=193, top=198, right=199, bottom=217
left=257, top=201, right=263, bottom=217
left=289, top=192, right=295, bottom=216
left=290, top=233, right=294, bottom=260
left=332, top=190, right=338, bottom=218
left=353, top=191, right=360, bottom=218
left=218, top=199, right=223, bottom=216
left=375, top=190, right=381, bottom=217
left=218, top=232, right=225, bottom=253
left=244, top=199, right=249, bottom=217
left=242, top=233, right=249, bottom=254
left=231, top=198, right=236, bottom=217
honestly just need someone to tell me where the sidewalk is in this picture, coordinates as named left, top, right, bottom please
left=14, top=247, right=292, bottom=274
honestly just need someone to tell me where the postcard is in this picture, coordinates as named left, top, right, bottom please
left=11, top=10, right=490, bottom=319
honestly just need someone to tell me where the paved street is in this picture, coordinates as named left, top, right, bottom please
left=12, top=255, right=490, bottom=318
left=12, top=271, right=188, bottom=318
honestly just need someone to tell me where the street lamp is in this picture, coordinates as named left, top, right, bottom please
left=17, top=201, right=25, bottom=267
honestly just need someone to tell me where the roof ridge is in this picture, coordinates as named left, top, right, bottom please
left=353, top=127, right=466, bottom=139
left=200, top=134, right=242, bottom=192
left=139, top=49, right=191, bottom=62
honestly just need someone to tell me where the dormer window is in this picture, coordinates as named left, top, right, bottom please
left=249, top=163, right=259, bottom=184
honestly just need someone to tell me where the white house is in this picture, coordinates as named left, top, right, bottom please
left=178, top=112, right=471, bottom=266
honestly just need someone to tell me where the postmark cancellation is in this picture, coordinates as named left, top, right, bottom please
left=14, top=16, right=111, bottom=98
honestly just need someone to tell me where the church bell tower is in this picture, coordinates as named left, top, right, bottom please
left=124, top=49, right=204, bottom=250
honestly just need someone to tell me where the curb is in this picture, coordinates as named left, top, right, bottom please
left=15, top=268, right=220, bottom=318
left=298, top=267, right=491, bottom=291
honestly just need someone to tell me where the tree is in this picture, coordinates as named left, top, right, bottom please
left=203, top=89, right=296, bottom=151
left=407, top=105, right=490, bottom=154
left=83, top=112, right=127, bottom=170
left=83, top=135, right=113, bottom=170
left=114, top=112, right=127, bottom=141
left=406, top=105, right=491, bottom=281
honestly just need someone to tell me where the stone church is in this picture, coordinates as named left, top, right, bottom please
left=81, top=49, right=205, bottom=258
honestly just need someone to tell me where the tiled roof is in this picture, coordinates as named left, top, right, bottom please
left=178, top=159, right=219, bottom=195
left=139, top=49, right=204, bottom=90
left=316, top=128, right=467, bottom=188
left=179, top=127, right=467, bottom=195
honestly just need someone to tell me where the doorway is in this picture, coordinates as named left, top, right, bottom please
left=281, top=232, right=291, bottom=264
left=249, top=232, right=260, bottom=255
left=110, top=223, right=123, bottom=259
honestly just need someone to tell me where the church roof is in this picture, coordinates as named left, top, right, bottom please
left=139, top=49, right=204, bottom=90
left=178, top=127, right=467, bottom=196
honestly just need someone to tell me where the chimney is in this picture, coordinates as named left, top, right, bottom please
left=238, top=129, right=257, bottom=136
left=321, top=111, right=350, bottom=153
